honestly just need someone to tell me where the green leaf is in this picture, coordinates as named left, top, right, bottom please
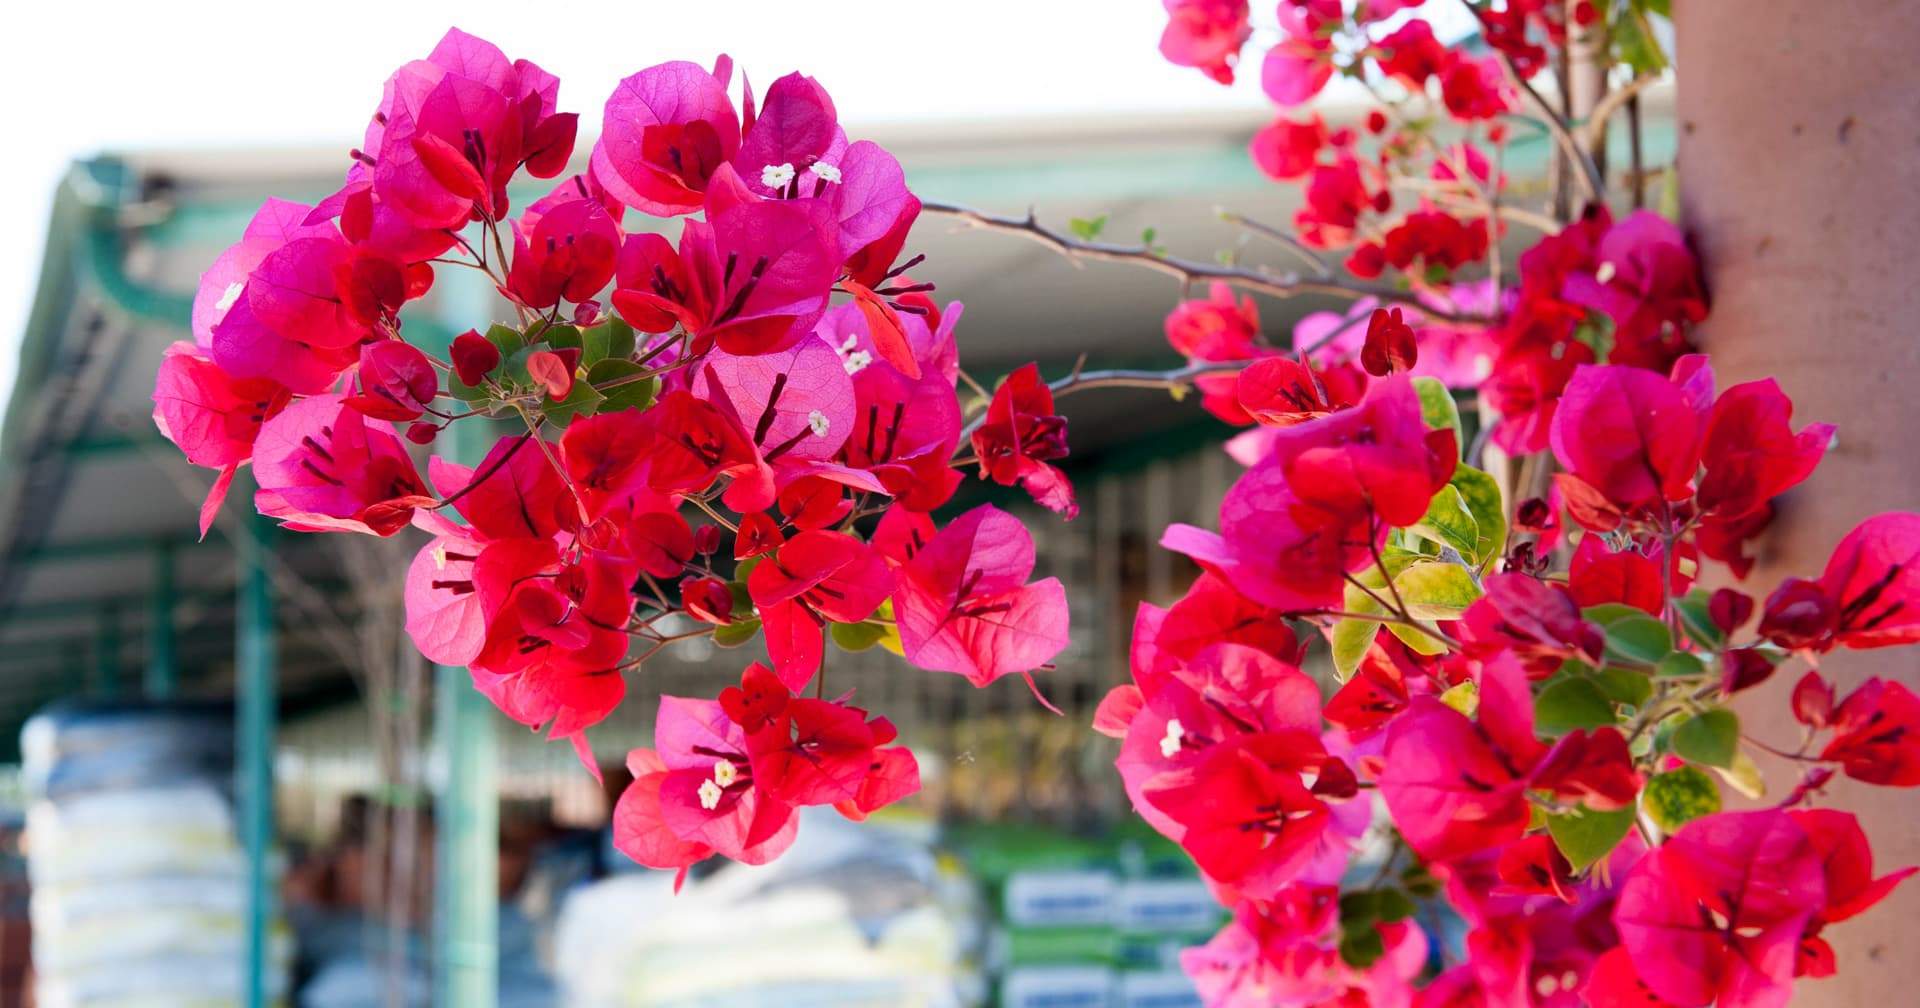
left=539, top=378, right=605, bottom=428
left=1330, top=615, right=1383, bottom=683
left=1583, top=603, right=1649, bottom=627
left=830, top=620, right=892, bottom=653
left=1595, top=665, right=1654, bottom=708
left=712, top=619, right=762, bottom=649
left=1393, top=561, right=1482, bottom=620
left=1338, top=890, right=1378, bottom=932
left=1411, top=376, right=1464, bottom=448
left=534, top=322, right=583, bottom=351
left=1374, top=888, right=1417, bottom=924
left=1643, top=766, right=1721, bottom=832
left=1548, top=804, right=1636, bottom=870
left=1610, top=1, right=1669, bottom=74
left=1654, top=163, right=1681, bottom=224
left=1337, top=927, right=1386, bottom=970
left=581, top=316, right=637, bottom=365
left=588, top=359, right=658, bottom=414
left=1604, top=614, right=1674, bottom=666
left=1534, top=677, right=1616, bottom=736
left=1067, top=214, right=1108, bottom=241
left=1672, top=708, right=1739, bottom=768
left=1447, top=466, right=1507, bottom=570
left=1408, top=485, right=1481, bottom=564
left=1655, top=652, right=1707, bottom=679
left=1572, top=310, right=1616, bottom=363
left=1714, top=749, right=1766, bottom=800
left=484, top=322, right=525, bottom=356
left=1672, top=591, right=1725, bottom=649
left=1439, top=679, right=1479, bottom=717
left=1388, top=620, right=1452, bottom=655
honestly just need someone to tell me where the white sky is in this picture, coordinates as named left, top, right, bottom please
left=0, top=1, right=1474, bottom=410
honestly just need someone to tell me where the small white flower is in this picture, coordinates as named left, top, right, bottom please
left=841, top=350, right=873, bottom=374
left=1595, top=260, right=1618, bottom=284
left=1535, top=975, right=1559, bottom=998
left=712, top=759, right=738, bottom=788
left=698, top=779, right=724, bottom=810
left=1160, top=718, right=1185, bottom=759
left=808, top=410, right=831, bottom=437
left=431, top=545, right=449, bottom=571
left=807, top=161, right=842, bottom=184
left=216, top=281, right=245, bottom=313
left=838, top=333, right=860, bottom=353
left=761, top=162, right=796, bottom=189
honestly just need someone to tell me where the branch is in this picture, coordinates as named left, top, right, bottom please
left=1498, top=54, right=1605, bottom=205
left=922, top=202, right=1491, bottom=324
left=1580, top=73, right=1664, bottom=154
left=957, top=359, right=1248, bottom=442
left=1218, top=210, right=1333, bottom=277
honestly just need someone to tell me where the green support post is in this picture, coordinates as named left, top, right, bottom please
left=432, top=269, right=498, bottom=1008
left=92, top=604, right=119, bottom=697
left=236, top=505, right=278, bottom=1008
left=146, top=540, right=177, bottom=698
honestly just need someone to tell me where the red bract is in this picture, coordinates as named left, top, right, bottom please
left=152, top=342, right=292, bottom=536
left=1613, top=810, right=1827, bottom=1008
left=1360, top=306, right=1418, bottom=376
left=1379, top=655, right=1543, bottom=863
left=1249, top=115, right=1327, bottom=181
left=747, top=530, right=891, bottom=691
left=505, top=191, right=621, bottom=309
left=614, top=695, right=797, bottom=877
left=344, top=340, right=438, bottom=422
left=1550, top=364, right=1700, bottom=515
left=1166, top=282, right=1262, bottom=361
left=1461, top=572, right=1606, bottom=677
left=893, top=504, right=1070, bottom=697
left=1159, top=0, right=1252, bottom=85
left=1696, top=378, right=1833, bottom=523
left=363, top=29, right=576, bottom=230
left=1790, top=809, right=1916, bottom=977
left=1235, top=354, right=1354, bottom=426
left=251, top=395, right=434, bottom=536
left=591, top=58, right=741, bottom=216
left=1260, top=2, right=1335, bottom=106
left=1816, top=677, right=1920, bottom=786
left=970, top=363, right=1077, bottom=518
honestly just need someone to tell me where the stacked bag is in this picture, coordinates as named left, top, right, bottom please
left=953, top=824, right=1220, bottom=1008
left=21, top=701, right=291, bottom=1008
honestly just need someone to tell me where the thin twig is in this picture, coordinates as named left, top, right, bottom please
left=1497, top=54, right=1604, bottom=205
left=1579, top=74, right=1664, bottom=154
left=1218, top=210, right=1333, bottom=277
left=957, top=359, right=1249, bottom=442
left=922, top=202, right=1491, bottom=324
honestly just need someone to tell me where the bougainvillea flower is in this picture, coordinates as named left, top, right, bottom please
left=1438, top=54, right=1512, bottom=120
left=1788, top=809, right=1916, bottom=977
left=591, top=57, right=741, bottom=216
left=635, top=390, right=775, bottom=514
left=1816, top=677, right=1920, bottom=786
left=693, top=332, right=856, bottom=467
left=1182, top=889, right=1428, bottom=1007
left=1815, top=512, right=1920, bottom=649
left=1460, top=572, right=1606, bottom=677
left=1144, top=732, right=1338, bottom=898
left=1379, top=655, right=1542, bottom=862
left=893, top=504, right=1069, bottom=696
left=610, top=192, right=840, bottom=355
left=1158, top=0, right=1252, bottom=85
left=433, top=433, right=572, bottom=542
left=1569, top=533, right=1665, bottom=615
left=1162, top=457, right=1377, bottom=615
left=1249, top=114, right=1327, bottom=181
left=505, top=194, right=622, bottom=309
left=344, top=340, right=439, bottom=422
left=1563, top=210, right=1708, bottom=372
left=1322, top=636, right=1428, bottom=739
left=615, top=695, right=798, bottom=872
left=748, top=530, right=891, bottom=690
left=1166, top=282, right=1263, bottom=361
left=1550, top=364, right=1700, bottom=511
left=745, top=695, right=885, bottom=807
left=1696, top=378, right=1833, bottom=523
left=971, top=363, right=1078, bottom=518
left=1235, top=354, right=1357, bottom=427
left=192, top=198, right=337, bottom=348
left=251, top=395, right=434, bottom=536
left=152, top=342, right=293, bottom=536
left=1261, top=2, right=1335, bottom=105
left=1613, top=810, right=1827, bottom=1008
left=1273, top=374, right=1456, bottom=528
left=1482, top=337, right=1593, bottom=456
left=1294, top=156, right=1379, bottom=248
left=403, top=514, right=488, bottom=667
left=1532, top=727, right=1641, bottom=811
left=1360, top=306, right=1418, bottom=376
left=365, top=29, right=576, bottom=230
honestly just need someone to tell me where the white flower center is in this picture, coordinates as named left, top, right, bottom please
left=807, top=410, right=831, bottom=437
left=712, top=759, right=738, bottom=788
left=842, top=350, right=872, bottom=374
left=761, top=162, right=796, bottom=189
left=1595, top=260, right=1618, bottom=284
left=1160, top=718, right=1185, bottom=759
left=697, top=779, right=724, bottom=810
left=216, top=281, right=245, bottom=313
left=807, top=161, right=842, bottom=184
left=1535, top=974, right=1559, bottom=998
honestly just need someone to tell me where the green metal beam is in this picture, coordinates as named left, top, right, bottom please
left=12, top=530, right=219, bottom=565
left=235, top=504, right=277, bottom=1008
left=91, top=604, right=120, bottom=698
left=146, top=540, right=177, bottom=698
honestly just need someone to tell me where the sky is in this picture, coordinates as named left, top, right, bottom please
left=0, top=1, right=1477, bottom=409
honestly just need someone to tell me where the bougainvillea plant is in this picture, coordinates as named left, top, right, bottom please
left=152, top=28, right=1078, bottom=881
left=150, top=8, right=1920, bottom=1005
left=1077, top=1, right=1920, bottom=1005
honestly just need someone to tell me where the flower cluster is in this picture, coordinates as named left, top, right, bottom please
left=154, top=28, right=1077, bottom=871
left=1143, top=3, right=1919, bottom=1005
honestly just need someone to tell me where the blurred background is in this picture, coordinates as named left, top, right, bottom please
left=0, top=3, right=1575, bottom=1007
